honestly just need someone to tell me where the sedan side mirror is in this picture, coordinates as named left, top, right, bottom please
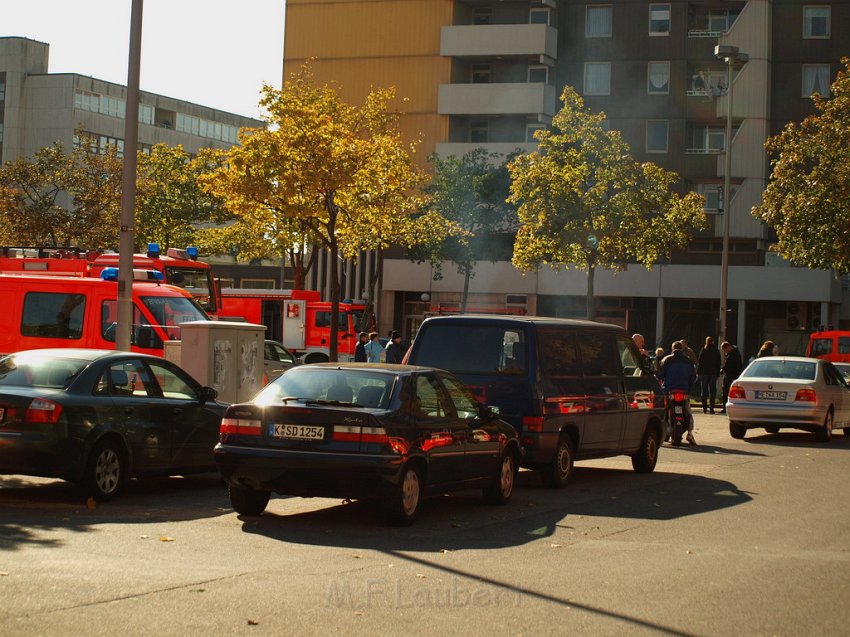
left=201, top=386, right=218, bottom=403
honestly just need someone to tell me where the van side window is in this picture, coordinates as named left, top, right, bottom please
left=21, top=292, right=85, bottom=339
left=840, top=337, right=850, bottom=355
left=411, top=325, right=527, bottom=375
left=578, top=332, right=620, bottom=376
left=810, top=338, right=832, bottom=356
left=616, top=335, right=644, bottom=376
left=539, top=329, right=583, bottom=395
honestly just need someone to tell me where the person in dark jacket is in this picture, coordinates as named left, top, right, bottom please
left=384, top=330, right=404, bottom=364
left=659, top=341, right=697, bottom=445
left=696, top=336, right=722, bottom=414
left=354, top=331, right=369, bottom=363
left=719, top=341, right=743, bottom=413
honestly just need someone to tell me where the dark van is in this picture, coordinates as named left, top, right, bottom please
left=405, top=315, right=666, bottom=487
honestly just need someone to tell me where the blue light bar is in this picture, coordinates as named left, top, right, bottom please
left=100, top=267, right=119, bottom=281
left=147, top=243, right=160, bottom=258
left=186, top=246, right=199, bottom=260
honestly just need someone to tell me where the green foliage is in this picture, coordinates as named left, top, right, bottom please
left=754, top=58, right=850, bottom=272
left=0, top=137, right=122, bottom=247
left=508, top=86, right=707, bottom=318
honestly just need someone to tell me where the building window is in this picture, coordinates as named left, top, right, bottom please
left=803, top=6, right=830, bottom=38
left=696, top=184, right=722, bottom=213
left=526, top=124, right=545, bottom=142
left=646, top=120, right=668, bottom=153
left=241, top=279, right=276, bottom=289
left=584, top=62, right=611, bottom=95
left=0, top=82, right=5, bottom=102
left=471, top=65, right=490, bottom=84
left=709, top=9, right=740, bottom=33
left=686, top=126, right=726, bottom=154
left=473, top=8, right=493, bottom=25
left=647, top=61, right=670, bottom=94
left=530, top=8, right=551, bottom=25
left=528, top=65, right=549, bottom=83
left=802, top=64, right=831, bottom=97
left=139, top=103, right=154, bottom=125
left=470, top=121, right=489, bottom=143
left=0, top=122, right=3, bottom=143
left=649, top=4, right=671, bottom=35
left=586, top=6, right=612, bottom=37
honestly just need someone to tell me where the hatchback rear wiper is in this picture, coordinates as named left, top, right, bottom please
left=305, top=399, right=362, bottom=407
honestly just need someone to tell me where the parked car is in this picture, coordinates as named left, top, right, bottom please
left=0, top=348, right=227, bottom=500
left=264, top=339, right=299, bottom=382
left=214, top=363, right=520, bottom=525
left=726, top=356, right=850, bottom=441
left=403, top=315, right=666, bottom=487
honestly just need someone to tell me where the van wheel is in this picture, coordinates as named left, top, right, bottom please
left=541, top=436, right=574, bottom=489
left=631, top=427, right=659, bottom=473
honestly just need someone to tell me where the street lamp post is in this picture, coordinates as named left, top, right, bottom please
left=714, top=44, right=747, bottom=345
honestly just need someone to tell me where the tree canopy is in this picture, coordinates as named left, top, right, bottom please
left=753, top=58, right=850, bottom=273
left=508, top=86, right=707, bottom=319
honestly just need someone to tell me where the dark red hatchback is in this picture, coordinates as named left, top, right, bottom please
left=214, top=363, right=520, bottom=525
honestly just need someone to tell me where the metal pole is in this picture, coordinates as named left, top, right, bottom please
left=117, top=0, right=143, bottom=351
left=719, top=56, right=733, bottom=345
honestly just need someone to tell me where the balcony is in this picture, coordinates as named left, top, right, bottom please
left=441, top=24, right=557, bottom=61
left=435, top=141, right=538, bottom=159
left=438, top=82, right=557, bottom=117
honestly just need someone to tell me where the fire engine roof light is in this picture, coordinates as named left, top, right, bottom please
left=100, top=268, right=119, bottom=281
left=147, top=243, right=160, bottom=258
left=186, top=246, right=199, bottom=260
left=99, top=268, right=164, bottom=282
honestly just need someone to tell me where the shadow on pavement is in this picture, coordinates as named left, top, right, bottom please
left=0, top=473, right=230, bottom=552
left=743, top=430, right=850, bottom=449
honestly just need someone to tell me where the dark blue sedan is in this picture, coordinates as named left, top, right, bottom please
left=215, top=364, right=520, bottom=525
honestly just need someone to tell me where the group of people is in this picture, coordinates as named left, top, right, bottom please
left=633, top=333, right=747, bottom=447
left=354, top=330, right=406, bottom=364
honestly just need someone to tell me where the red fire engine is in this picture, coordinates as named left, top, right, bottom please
left=0, top=244, right=220, bottom=314
left=219, top=288, right=368, bottom=363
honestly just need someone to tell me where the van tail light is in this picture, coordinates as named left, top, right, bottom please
left=728, top=385, right=746, bottom=400
left=26, top=398, right=63, bottom=424
left=794, top=388, right=817, bottom=403
left=522, top=416, right=544, bottom=432
left=671, top=390, right=688, bottom=402
left=220, top=417, right=262, bottom=436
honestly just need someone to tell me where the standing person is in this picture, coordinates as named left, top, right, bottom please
left=354, top=331, right=369, bottom=363
left=653, top=347, right=665, bottom=376
left=364, top=332, right=382, bottom=363
left=631, top=333, right=651, bottom=367
left=756, top=340, right=777, bottom=358
left=680, top=339, right=698, bottom=367
left=385, top=330, right=404, bottom=364
left=696, top=336, right=721, bottom=414
left=719, top=341, right=743, bottom=413
left=659, top=341, right=697, bottom=446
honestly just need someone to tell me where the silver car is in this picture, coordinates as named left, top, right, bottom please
left=264, top=340, right=299, bottom=383
left=726, top=356, right=850, bottom=442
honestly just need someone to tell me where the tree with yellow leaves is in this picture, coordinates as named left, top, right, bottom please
left=508, top=86, right=707, bottom=320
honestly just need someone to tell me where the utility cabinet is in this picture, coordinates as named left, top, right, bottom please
left=168, top=320, right=265, bottom=404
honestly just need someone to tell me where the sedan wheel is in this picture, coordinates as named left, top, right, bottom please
left=229, top=485, right=270, bottom=516
left=84, top=440, right=127, bottom=501
left=816, top=411, right=833, bottom=443
left=483, top=451, right=517, bottom=505
left=765, top=426, right=779, bottom=434
left=729, top=422, right=747, bottom=439
left=384, top=464, right=423, bottom=526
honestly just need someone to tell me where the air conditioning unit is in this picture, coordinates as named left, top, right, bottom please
left=810, top=304, right=823, bottom=331
left=786, top=302, right=806, bottom=330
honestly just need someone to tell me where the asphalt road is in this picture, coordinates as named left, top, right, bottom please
left=2, top=413, right=850, bottom=636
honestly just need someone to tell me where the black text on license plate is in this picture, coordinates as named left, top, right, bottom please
left=271, top=424, right=324, bottom=440
left=755, top=390, right=787, bottom=400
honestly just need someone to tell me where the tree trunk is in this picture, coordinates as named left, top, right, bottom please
left=328, top=240, right=340, bottom=362
left=586, top=265, right=596, bottom=321
left=461, top=261, right=472, bottom=313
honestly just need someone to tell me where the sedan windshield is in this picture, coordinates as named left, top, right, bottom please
left=743, top=359, right=816, bottom=381
left=0, top=354, right=88, bottom=388
left=255, top=367, right=393, bottom=409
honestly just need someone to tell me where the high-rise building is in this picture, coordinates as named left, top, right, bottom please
left=284, top=0, right=847, bottom=356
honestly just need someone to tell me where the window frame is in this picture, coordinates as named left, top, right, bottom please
left=528, top=64, right=549, bottom=84
left=648, top=3, right=671, bottom=36
left=470, top=121, right=489, bottom=143
left=646, top=119, right=669, bottom=154
left=585, top=5, right=613, bottom=38
left=471, top=64, right=491, bottom=84
left=529, top=7, right=551, bottom=25
left=584, top=62, right=612, bottom=96
left=647, top=61, right=670, bottom=94
left=803, top=5, right=831, bottom=39
left=802, top=64, right=831, bottom=97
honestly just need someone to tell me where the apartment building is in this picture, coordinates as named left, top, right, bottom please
left=286, top=0, right=848, bottom=357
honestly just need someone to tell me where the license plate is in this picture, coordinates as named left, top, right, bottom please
left=271, top=424, right=324, bottom=440
left=673, top=406, right=683, bottom=414
left=755, top=390, right=787, bottom=400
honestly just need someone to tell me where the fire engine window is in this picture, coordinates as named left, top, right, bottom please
left=101, top=301, right=151, bottom=343
left=21, top=292, right=85, bottom=339
left=314, top=311, right=350, bottom=329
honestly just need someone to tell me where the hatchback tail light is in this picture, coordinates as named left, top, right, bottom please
left=26, top=398, right=63, bottom=424
left=728, top=385, right=746, bottom=399
left=794, top=388, right=817, bottom=403
left=220, top=417, right=262, bottom=435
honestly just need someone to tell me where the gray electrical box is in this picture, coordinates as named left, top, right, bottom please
left=173, top=320, right=265, bottom=404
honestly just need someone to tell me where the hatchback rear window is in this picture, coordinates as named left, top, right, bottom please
left=743, top=360, right=816, bottom=380
left=412, top=325, right=527, bottom=375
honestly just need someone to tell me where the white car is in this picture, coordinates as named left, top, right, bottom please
left=726, top=356, right=850, bottom=442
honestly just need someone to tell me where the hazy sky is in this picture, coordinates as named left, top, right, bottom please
left=3, top=0, right=286, bottom=120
